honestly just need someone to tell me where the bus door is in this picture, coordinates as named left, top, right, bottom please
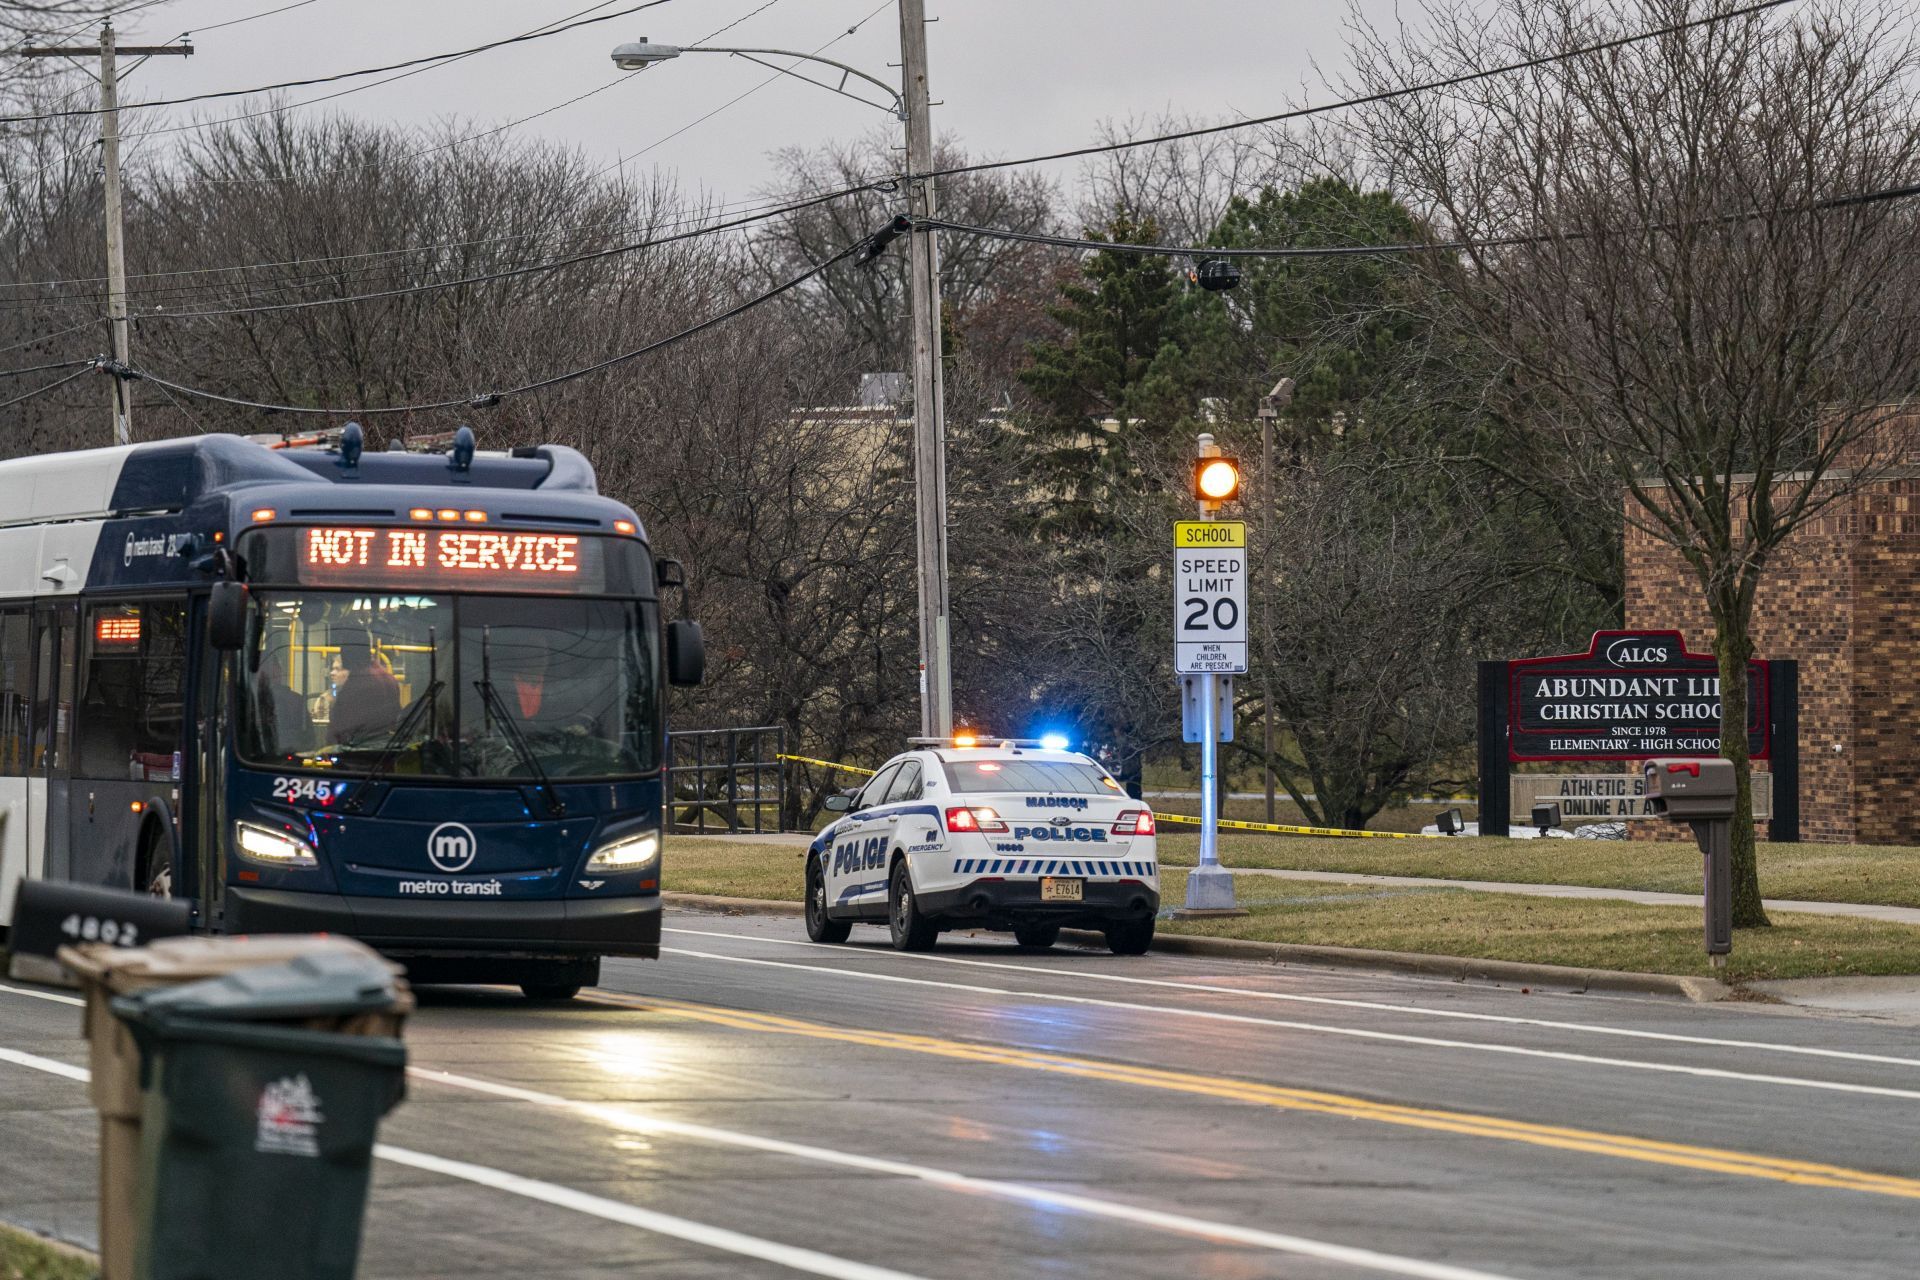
left=29, top=602, right=76, bottom=885
left=191, top=609, right=230, bottom=930
left=0, top=609, right=31, bottom=923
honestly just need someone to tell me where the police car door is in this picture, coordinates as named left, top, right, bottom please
left=826, top=761, right=900, bottom=915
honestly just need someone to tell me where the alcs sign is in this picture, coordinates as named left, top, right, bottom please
left=1507, top=630, right=1768, bottom=762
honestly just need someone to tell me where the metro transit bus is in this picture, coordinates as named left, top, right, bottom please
left=0, top=428, right=702, bottom=999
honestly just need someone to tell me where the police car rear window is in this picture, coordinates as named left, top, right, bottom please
left=945, top=760, right=1114, bottom=794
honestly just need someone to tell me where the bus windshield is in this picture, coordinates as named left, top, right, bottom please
left=238, top=592, right=661, bottom=780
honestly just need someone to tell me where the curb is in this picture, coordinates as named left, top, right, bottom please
left=662, top=893, right=1724, bottom=1000
left=1061, top=929, right=1726, bottom=1001
left=667, top=891, right=804, bottom=917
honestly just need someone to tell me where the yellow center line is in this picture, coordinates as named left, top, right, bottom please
left=583, top=990, right=1920, bottom=1201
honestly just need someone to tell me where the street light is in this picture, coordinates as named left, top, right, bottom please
left=609, top=39, right=907, bottom=119
left=609, top=19, right=954, bottom=739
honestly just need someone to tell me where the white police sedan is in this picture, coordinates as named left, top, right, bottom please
left=804, top=739, right=1159, bottom=954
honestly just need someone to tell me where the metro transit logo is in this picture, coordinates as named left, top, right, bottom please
left=427, top=821, right=478, bottom=873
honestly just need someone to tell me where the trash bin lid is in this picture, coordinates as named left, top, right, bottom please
left=63, top=933, right=398, bottom=995
left=114, top=946, right=404, bottom=1025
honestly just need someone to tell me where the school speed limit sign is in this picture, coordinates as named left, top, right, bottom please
left=1173, top=521, right=1247, bottom=674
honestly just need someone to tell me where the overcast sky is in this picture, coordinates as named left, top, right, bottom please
left=71, top=0, right=1420, bottom=208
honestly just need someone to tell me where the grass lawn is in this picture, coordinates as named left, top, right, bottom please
left=1156, top=869, right=1920, bottom=983
left=0, top=1226, right=93, bottom=1280
left=667, top=838, right=806, bottom=902
left=664, top=838, right=1920, bottom=981
left=1155, top=833, right=1920, bottom=909
left=1151, top=797, right=1480, bottom=834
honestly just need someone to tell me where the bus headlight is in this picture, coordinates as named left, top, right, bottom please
left=234, top=820, right=318, bottom=869
left=585, top=832, right=659, bottom=874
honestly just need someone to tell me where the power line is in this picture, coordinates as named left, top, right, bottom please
left=0, top=184, right=813, bottom=294
left=0, top=365, right=90, bottom=411
left=0, top=185, right=874, bottom=321
left=0, top=317, right=101, bottom=356
left=108, top=0, right=635, bottom=163
left=911, top=0, right=1801, bottom=182
left=0, top=0, right=680, bottom=125
left=182, top=0, right=321, bottom=37
left=590, top=0, right=895, bottom=182
left=124, top=183, right=883, bottom=321
left=111, top=233, right=870, bottom=415
left=0, top=355, right=90, bottom=377
left=916, top=180, right=1920, bottom=260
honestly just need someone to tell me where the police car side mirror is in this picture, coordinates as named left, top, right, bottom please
left=666, top=620, right=705, bottom=686
left=822, top=793, right=853, bottom=812
left=208, top=581, right=250, bottom=651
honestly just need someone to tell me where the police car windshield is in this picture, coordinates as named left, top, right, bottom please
left=945, top=760, right=1114, bottom=794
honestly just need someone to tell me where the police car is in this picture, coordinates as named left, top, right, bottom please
left=804, top=738, right=1159, bottom=954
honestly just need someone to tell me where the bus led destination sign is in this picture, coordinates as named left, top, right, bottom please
left=292, top=526, right=608, bottom=592
left=1507, top=630, right=1768, bottom=762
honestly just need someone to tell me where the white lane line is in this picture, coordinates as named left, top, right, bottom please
left=658, top=944, right=1920, bottom=1102
left=0, top=1052, right=932, bottom=1280
left=0, top=982, right=84, bottom=1008
left=372, top=1144, right=928, bottom=1280
left=0, top=1046, right=89, bottom=1082
left=409, top=1065, right=1522, bottom=1280
left=664, top=926, right=1920, bottom=1071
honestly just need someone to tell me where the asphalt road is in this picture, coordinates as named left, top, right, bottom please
left=6, top=910, right=1920, bottom=1279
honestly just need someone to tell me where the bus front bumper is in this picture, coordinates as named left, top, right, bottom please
left=223, top=888, right=662, bottom=959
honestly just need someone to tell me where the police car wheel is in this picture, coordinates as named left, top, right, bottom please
left=1105, top=918, right=1154, bottom=956
left=806, top=862, right=852, bottom=944
left=888, top=861, right=938, bottom=952
left=1012, top=923, right=1059, bottom=950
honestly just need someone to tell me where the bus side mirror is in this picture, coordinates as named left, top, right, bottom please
left=208, top=582, right=250, bottom=651
left=666, top=620, right=705, bottom=686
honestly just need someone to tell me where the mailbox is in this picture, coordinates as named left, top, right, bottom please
left=1643, top=757, right=1738, bottom=963
left=1643, top=758, right=1737, bottom=821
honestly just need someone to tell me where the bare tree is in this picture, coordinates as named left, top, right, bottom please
left=1076, top=110, right=1360, bottom=245
left=751, top=131, right=1059, bottom=379
left=1351, top=0, right=1920, bottom=922
left=1252, top=445, right=1543, bottom=827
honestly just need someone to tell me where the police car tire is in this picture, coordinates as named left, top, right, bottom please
left=806, top=862, right=852, bottom=944
left=1013, top=923, right=1059, bottom=950
left=888, top=860, right=939, bottom=952
left=1105, top=919, right=1154, bottom=956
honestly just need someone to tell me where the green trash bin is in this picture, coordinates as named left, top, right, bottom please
left=112, top=948, right=409, bottom=1280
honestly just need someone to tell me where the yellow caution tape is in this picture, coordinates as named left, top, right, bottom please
left=772, top=754, right=1437, bottom=838
left=776, top=753, right=878, bottom=776
left=1153, top=812, right=1444, bottom=840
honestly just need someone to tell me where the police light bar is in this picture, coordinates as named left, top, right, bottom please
left=907, top=736, right=1061, bottom=750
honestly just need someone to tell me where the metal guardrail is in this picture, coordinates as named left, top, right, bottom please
left=666, top=726, right=787, bottom=834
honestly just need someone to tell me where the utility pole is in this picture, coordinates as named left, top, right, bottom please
left=20, top=24, right=192, bottom=447
left=897, top=0, right=953, bottom=737
left=1256, top=377, right=1293, bottom=825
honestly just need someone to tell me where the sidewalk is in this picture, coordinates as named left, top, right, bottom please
left=1224, top=865, right=1920, bottom=926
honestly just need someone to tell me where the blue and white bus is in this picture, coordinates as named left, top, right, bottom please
left=0, top=427, right=702, bottom=999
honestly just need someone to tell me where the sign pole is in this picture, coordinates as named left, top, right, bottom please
left=1175, top=433, right=1245, bottom=916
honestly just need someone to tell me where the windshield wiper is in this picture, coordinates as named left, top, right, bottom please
left=343, top=679, right=444, bottom=815
left=472, top=678, right=567, bottom=818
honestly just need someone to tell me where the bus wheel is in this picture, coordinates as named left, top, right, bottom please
left=521, top=982, right=582, bottom=1001
left=137, top=829, right=172, bottom=899
left=520, top=957, right=598, bottom=1001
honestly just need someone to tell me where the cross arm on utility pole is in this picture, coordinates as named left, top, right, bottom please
left=18, top=45, right=194, bottom=56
